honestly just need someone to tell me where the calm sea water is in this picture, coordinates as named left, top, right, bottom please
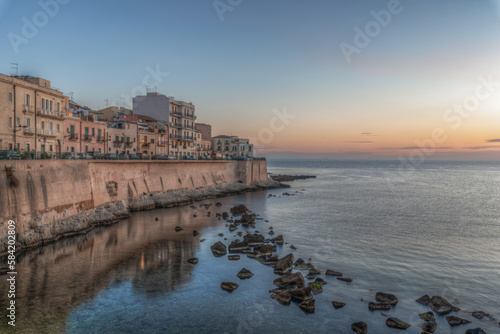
left=1, top=160, right=499, bottom=334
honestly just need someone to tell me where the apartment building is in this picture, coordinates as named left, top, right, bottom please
left=64, top=112, right=107, bottom=154
left=138, top=130, right=156, bottom=156
left=212, top=135, right=254, bottom=158
left=133, top=92, right=196, bottom=159
left=107, top=121, right=138, bottom=155
left=0, top=74, right=68, bottom=157
left=122, top=114, right=169, bottom=156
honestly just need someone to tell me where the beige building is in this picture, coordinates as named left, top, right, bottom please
left=106, top=121, right=138, bottom=155
left=212, top=135, right=254, bottom=158
left=0, top=74, right=68, bottom=157
left=138, top=130, right=156, bottom=156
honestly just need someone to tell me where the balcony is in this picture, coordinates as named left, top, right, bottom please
left=125, top=141, right=133, bottom=148
left=37, top=110, right=65, bottom=120
left=171, top=111, right=183, bottom=117
left=23, top=105, right=34, bottom=114
left=170, top=122, right=182, bottom=128
left=68, top=134, right=78, bottom=141
left=184, top=135, right=195, bottom=141
left=157, top=141, right=168, bottom=147
left=184, top=124, right=194, bottom=130
left=184, top=114, right=196, bottom=120
left=113, top=140, right=123, bottom=147
left=170, top=134, right=183, bottom=140
left=83, top=135, right=92, bottom=142
left=40, top=129, right=56, bottom=138
left=142, top=143, right=150, bottom=148
left=23, top=127, right=34, bottom=136
left=96, top=136, right=105, bottom=143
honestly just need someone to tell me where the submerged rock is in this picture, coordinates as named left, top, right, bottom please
left=416, top=294, right=431, bottom=305
left=187, top=258, right=198, bottom=264
left=369, top=302, right=392, bottom=311
left=351, top=321, right=368, bottom=334
left=465, top=329, right=486, bottom=334
left=210, top=241, right=227, bottom=257
left=386, top=317, right=410, bottom=330
left=325, top=269, right=343, bottom=276
left=419, top=312, right=436, bottom=322
left=230, top=205, right=249, bottom=216
left=375, top=292, right=398, bottom=306
left=472, top=311, right=493, bottom=320
left=445, top=315, right=471, bottom=326
left=228, top=255, right=240, bottom=261
left=270, top=291, right=291, bottom=305
left=428, top=296, right=457, bottom=315
left=221, top=282, right=239, bottom=293
left=298, top=299, right=315, bottom=313
left=236, top=268, right=254, bottom=279
left=332, top=301, right=346, bottom=309
left=422, top=321, right=437, bottom=333
left=337, top=277, right=353, bottom=283
left=192, top=230, right=199, bottom=236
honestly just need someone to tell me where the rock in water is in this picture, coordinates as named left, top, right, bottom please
left=259, top=244, right=274, bottom=256
left=298, top=299, right=315, bottom=313
left=337, top=277, right=353, bottom=283
left=465, top=329, right=486, bottom=334
left=289, top=286, right=313, bottom=302
left=325, top=269, right=343, bottom=276
left=369, top=302, right=392, bottom=311
left=351, top=321, right=368, bottom=334
left=419, top=312, right=436, bottom=322
left=187, top=258, right=198, bottom=264
left=308, top=281, right=323, bottom=295
left=445, top=315, right=471, bottom=326
left=270, top=291, right=291, bottom=305
left=273, top=272, right=305, bottom=288
left=471, top=311, right=493, bottom=320
left=332, top=301, right=346, bottom=309
left=211, top=241, right=227, bottom=257
left=228, top=255, right=240, bottom=261
left=375, top=292, right=398, bottom=306
left=274, top=253, right=295, bottom=275
left=230, top=205, right=249, bottom=216
left=428, top=296, right=456, bottom=315
left=422, top=321, right=437, bottom=333
left=385, top=317, right=410, bottom=330
left=416, top=294, right=431, bottom=305
left=236, top=268, right=254, bottom=279
left=221, top=282, right=239, bottom=293
left=175, top=226, right=183, bottom=232
left=192, top=230, right=199, bottom=236
left=243, top=234, right=265, bottom=246
left=271, top=235, right=284, bottom=245
left=228, top=240, right=250, bottom=253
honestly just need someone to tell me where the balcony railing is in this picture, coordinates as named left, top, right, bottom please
left=23, top=105, right=34, bottom=113
left=142, top=143, right=150, bottom=148
left=68, top=134, right=78, bottom=141
left=97, top=136, right=105, bottom=143
left=170, top=122, right=182, bottom=128
left=37, top=110, right=65, bottom=119
left=83, top=135, right=92, bottom=142
left=172, top=111, right=183, bottom=117
left=23, top=127, right=34, bottom=135
left=184, top=114, right=196, bottom=120
left=157, top=141, right=168, bottom=147
left=125, top=141, right=133, bottom=147
left=184, top=124, right=194, bottom=130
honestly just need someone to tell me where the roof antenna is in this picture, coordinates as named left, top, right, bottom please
left=10, top=63, right=18, bottom=76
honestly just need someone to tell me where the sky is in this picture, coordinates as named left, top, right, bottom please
left=1, top=0, right=500, bottom=160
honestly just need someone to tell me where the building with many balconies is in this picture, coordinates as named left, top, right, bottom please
left=106, top=121, right=138, bottom=155
left=133, top=92, right=196, bottom=159
left=212, top=135, right=254, bottom=158
left=0, top=74, right=68, bottom=157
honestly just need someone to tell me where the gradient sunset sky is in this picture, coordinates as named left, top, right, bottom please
left=1, top=0, right=500, bottom=159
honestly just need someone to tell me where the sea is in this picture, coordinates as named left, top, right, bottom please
left=1, top=159, right=499, bottom=334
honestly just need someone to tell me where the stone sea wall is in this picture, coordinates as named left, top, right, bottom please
left=0, top=160, right=279, bottom=253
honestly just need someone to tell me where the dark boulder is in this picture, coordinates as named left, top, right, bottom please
left=271, top=235, right=284, bottom=245
left=416, top=294, right=431, bottom=305
left=274, top=253, right=295, bottom=275
left=270, top=291, right=291, bottom=305
left=259, top=244, right=274, bottom=256
left=332, top=301, right=346, bottom=309
left=210, top=241, right=227, bottom=257
left=308, top=281, right=323, bottom=295
left=230, top=205, right=249, bottom=216
left=221, top=282, right=239, bottom=293
left=445, top=315, right=471, bottom=326
left=385, top=317, right=410, bottom=330
left=465, top=329, right=486, bottom=334
left=236, top=268, right=254, bottom=279
left=187, top=258, right=198, bottom=264
left=337, top=277, right=353, bottom=283
left=192, top=230, right=199, bottom=236
left=289, top=286, right=313, bottom=302
left=243, top=234, right=265, bottom=246
left=471, top=311, right=493, bottom=320
left=419, top=312, right=436, bottom=322
left=298, top=299, right=315, bottom=313
left=428, top=296, right=456, bottom=315
left=325, top=269, right=343, bottom=276
left=228, top=255, right=240, bottom=261
left=369, top=302, right=391, bottom=311
left=228, top=240, right=250, bottom=253
left=422, top=321, right=437, bottom=333
left=273, top=272, right=305, bottom=288
left=375, top=292, right=398, bottom=306
left=351, top=321, right=368, bottom=334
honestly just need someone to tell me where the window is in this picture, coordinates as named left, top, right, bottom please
left=49, top=145, right=53, bottom=152
left=57, top=124, right=60, bottom=132
left=25, top=94, right=30, bottom=106
left=16, top=143, right=20, bottom=151
left=8, top=93, right=12, bottom=102
left=45, top=100, right=49, bottom=111
left=41, top=145, right=45, bottom=152
left=16, top=118, right=20, bottom=127
left=49, top=100, right=53, bottom=111
left=26, top=118, right=30, bottom=128
left=151, top=139, right=154, bottom=144
left=98, top=129, right=102, bottom=139
left=41, top=121, right=45, bottom=129
left=115, top=136, right=119, bottom=142
left=85, top=146, right=88, bottom=153
left=218, top=146, right=221, bottom=150
left=249, top=146, right=252, bottom=151
left=71, top=147, right=75, bottom=153
left=92, top=128, right=95, bottom=136
left=26, top=143, right=30, bottom=152
left=41, top=98, right=45, bottom=111
left=9, top=117, right=12, bottom=129
left=57, top=102, right=60, bottom=112
left=225, top=146, right=229, bottom=151
left=217, top=140, right=221, bottom=144
left=98, top=148, right=102, bottom=153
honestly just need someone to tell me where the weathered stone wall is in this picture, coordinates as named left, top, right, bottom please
left=0, top=160, right=268, bottom=244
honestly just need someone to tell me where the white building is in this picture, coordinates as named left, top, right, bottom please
left=212, top=135, right=253, bottom=158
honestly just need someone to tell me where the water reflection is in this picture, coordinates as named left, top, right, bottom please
left=0, top=207, right=213, bottom=333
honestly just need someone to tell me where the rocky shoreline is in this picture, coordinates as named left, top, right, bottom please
left=0, top=179, right=287, bottom=255
left=200, top=203, right=497, bottom=334
left=269, top=174, right=317, bottom=182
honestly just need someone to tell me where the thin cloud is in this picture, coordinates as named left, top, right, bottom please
left=486, top=139, right=500, bottom=143
left=464, top=145, right=500, bottom=150
left=344, top=141, right=373, bottom=144
left=361, top=132, right=378, bottom=137
left=380, top=146, right=453, bottom=150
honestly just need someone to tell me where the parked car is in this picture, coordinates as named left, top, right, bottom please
left=62, top=152, right=80, bottom=160
left=129, top=154, right=141, bottom=160
left=211, top=153, right=223, bottom=160
left=78, top=153, right=93, bottom=160
left=137, top=153, right=150, bottom=160
left=183, top=155, right=194, bottom=160
left=102, top=153, right=118, bottom=160
left=0, top=150, right=22, bottom=160
left=90, top=152, right=104, bottom=160
left=118, top=154, right=130, bottom=160
left=151, top=155, right=165, bottom=160
left=166, top=155, right=176, bottom=160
